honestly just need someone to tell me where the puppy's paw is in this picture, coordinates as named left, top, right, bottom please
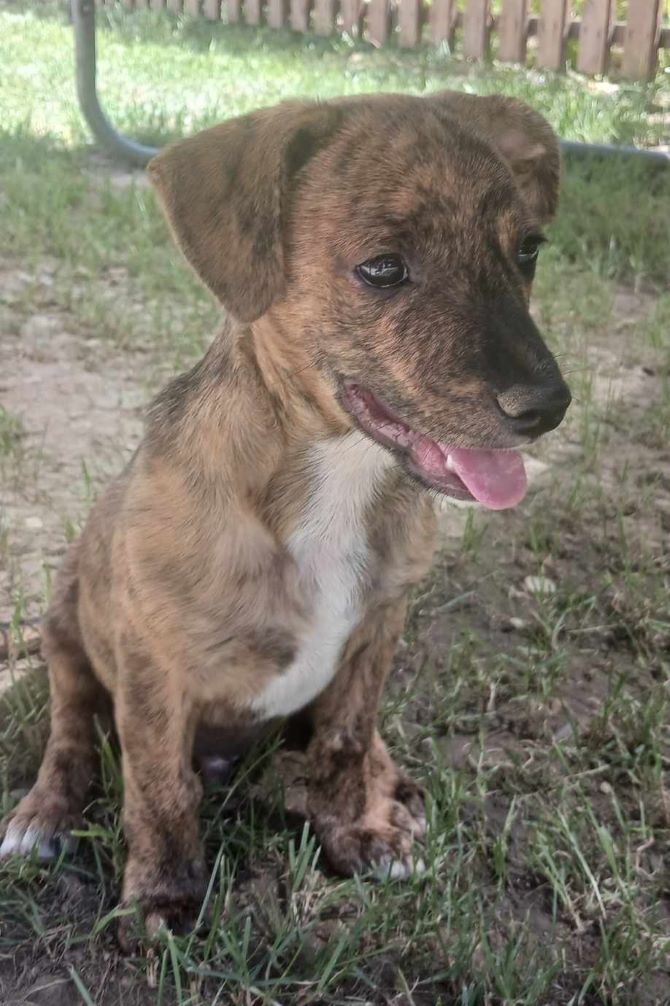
left=0, top=794, right=79, bottom=862
left=118, top=855, right=207, bottom=951
left=317, top=795, right=426, bottom=881
left=118, top=902, right=203, bottom=953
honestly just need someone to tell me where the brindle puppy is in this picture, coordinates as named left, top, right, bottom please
left=1, top=91, right=570, bottom=940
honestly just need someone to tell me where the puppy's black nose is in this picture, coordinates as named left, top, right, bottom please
left=497, top=381, right=571, bottom=436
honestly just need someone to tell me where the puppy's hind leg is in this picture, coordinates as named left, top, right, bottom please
left=1, top=548, right=105, bottom=860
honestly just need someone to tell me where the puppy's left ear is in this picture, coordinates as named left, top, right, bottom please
left=430, top=92, right=560, bottom=224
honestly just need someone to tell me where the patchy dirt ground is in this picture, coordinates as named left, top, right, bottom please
left=0, top=257, right=169, bottom=623
left=1, top=254, right=669, bottom=1005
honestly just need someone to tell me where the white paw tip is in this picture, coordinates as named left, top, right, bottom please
left=0, top=824, right=74, bottom=861
left=145, top=912, right=170, bottom=938
left=413, top=815, right=428, bottom=837
left=374, top=856, right=426, bottom=881
left=1, top=824, right=49, bottom=859
left=0, top=828, right=20, bottom=859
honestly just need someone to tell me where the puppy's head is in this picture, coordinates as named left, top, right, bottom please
left=149, top=92, right=571, bottom=510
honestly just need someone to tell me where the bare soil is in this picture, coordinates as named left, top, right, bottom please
left=0, top=258, right=170, bottom=623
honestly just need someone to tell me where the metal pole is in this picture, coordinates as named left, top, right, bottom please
left=72, top=0, right=158, bottom=166
left=560, top=139, right=669, bottom=165
left=72, top=0, right=669, bottom=168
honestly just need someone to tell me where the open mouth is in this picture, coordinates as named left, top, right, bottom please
left=340, top=382, right=528, bottom=510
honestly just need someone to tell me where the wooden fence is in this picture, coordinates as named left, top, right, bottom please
left=119, top=0, right=670, bottom=80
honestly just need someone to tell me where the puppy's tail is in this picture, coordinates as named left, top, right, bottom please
left=0, top=619, right=42, bottom=662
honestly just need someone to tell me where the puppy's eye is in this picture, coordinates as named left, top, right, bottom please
left=517, top=235, right=546, bottom=274
left=356, top=254, right=409, bottom=289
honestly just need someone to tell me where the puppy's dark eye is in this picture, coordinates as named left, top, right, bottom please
left=356, top=254, right=409, bottom=289
left=517, top=235, right=546, bottom=274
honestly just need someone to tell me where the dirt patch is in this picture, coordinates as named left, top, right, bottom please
left=0, top=260, right=170, bottom=626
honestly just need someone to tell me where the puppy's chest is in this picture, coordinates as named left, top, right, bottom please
left=251, top=434, right=396, bottom=720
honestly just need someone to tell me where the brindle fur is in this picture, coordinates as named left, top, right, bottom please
left=1, top=91, right=568, bottom=942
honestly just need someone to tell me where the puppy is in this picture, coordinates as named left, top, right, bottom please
left=1, top=91, right=570, bottom=938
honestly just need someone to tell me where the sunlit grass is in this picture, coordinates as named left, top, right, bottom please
left=1, top=1, right=668, bottom=147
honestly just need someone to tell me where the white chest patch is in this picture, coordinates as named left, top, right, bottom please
left=252, top=432, right=395, bottom=720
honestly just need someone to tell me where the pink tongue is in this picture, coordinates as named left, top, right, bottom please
left=410, top=437, right=528, bottom=509
left=447, top=447, right=527, bottom=510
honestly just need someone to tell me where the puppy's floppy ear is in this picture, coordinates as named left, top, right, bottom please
left=148, top=102, right=343, bottom=321
left=429, top=92, right=560, bottom=224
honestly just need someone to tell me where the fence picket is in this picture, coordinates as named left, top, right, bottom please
left=227, top=0, right=242, bottom=20
left=341, top=0, right=362, bottom=35
left=463, top=0, right=489, bottom=58
left=244, top=0, right=262, bottom=23
left=368, top=0, right=391, bottom=45
left=399, top=0, right=423, bottom=47
left=202, top=0, right=220, bottom=17
left=497, top=0, right=528, bottom=62
left=313, top=0, right=336, bottom=34
left=267, top=0, right=288, bottom=26
left=538, top=0, right=568, bottom=69
left=623, top=0, right=661, bottom=80
left=290, top=0, right=310, bottom=30
left=577, top=0, right=612, bottom=74
left=429, top=0, right=455, bottom=46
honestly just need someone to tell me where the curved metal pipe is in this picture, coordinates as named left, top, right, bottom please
left=560, top=138, right=669, bottom=165
left=72, top=0, right=669, bottom=169
left=72, top=0, right=158, bottom=166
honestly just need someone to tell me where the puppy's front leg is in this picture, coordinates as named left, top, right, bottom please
left=306, top=601, right=426, bottom=879
left=115, top=648, right=205, bottom=942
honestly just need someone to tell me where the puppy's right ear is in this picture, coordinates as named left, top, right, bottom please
left=148, top=103, right=342, bottom=322
left=428, top=92, right=560, bottom=224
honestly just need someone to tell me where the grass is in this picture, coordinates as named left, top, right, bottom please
left=0, top=408, right=25, bottom=460
left=0, top=2, right=669, bottom=1004
left=2, top=1, right=669, bottom=147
